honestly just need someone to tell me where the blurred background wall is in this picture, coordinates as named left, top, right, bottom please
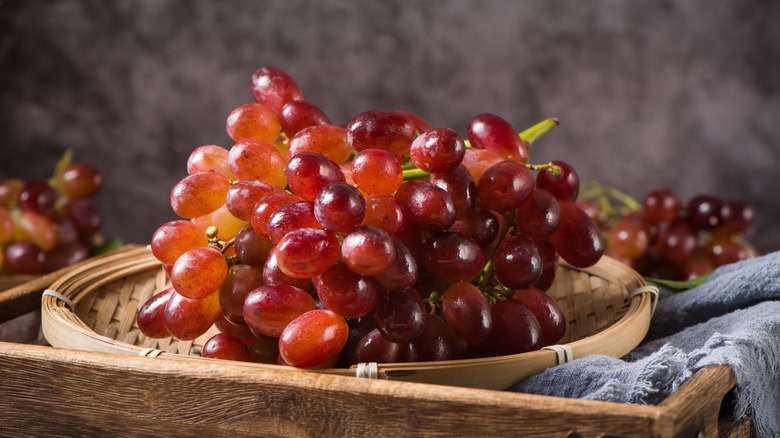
left=1, top=0, right=779, bottom=253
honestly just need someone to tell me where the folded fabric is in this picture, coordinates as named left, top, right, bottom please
left=510, top=251, right=780, bottom=438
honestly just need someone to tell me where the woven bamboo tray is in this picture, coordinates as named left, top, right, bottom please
left=41, top=245, right=657, bottom=390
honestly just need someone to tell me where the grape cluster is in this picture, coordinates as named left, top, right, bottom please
left=138, top=67, right=605, bottom=368
left=579, top=184, right=756, bottom=281
left=0, top=152, right=104, bottom=275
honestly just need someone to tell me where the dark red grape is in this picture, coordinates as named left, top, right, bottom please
left=550, top=201, right=604, bottom=268
left=536, top=160, right=579, bottom=201
left=489, top=298, right=542, bottom=356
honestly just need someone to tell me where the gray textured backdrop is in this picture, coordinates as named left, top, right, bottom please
left=1, top=0, right=779, bottom=253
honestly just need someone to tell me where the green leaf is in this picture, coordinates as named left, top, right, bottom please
left=92, top=238, right=124, bottom=255
left=645, top=274, right=710, bottom=292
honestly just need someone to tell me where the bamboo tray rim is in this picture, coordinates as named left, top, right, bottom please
left=40, top=245, right=657, bottom=390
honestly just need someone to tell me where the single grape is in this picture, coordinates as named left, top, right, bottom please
left=250, top=66, right=304, bottom=114
left=394, top=180, right=456, bottom=232
left=228, top=138, right=287, bottom=188
left=340, top=226, right=396, bottom=276
left=278, top=309, right=349, bottom=368
left=55, top=162, right=103, bottom=200
left=489, top=298, right=543, bottom=356
left=219, top=263, right=264, bottom=325
left=349, top=328, right=403, bottom=365
left=243, top=284, right=316, bottom=337
left=314, top=264, right=381, bottom=318
left=202, top=333, right=251, bottom=362
left=467, top=113, right=528, bottom=163
left=170, top=246, right=228, bottom=300
left=688, top=195, right=725, bottom=230
left=279, top=100, right=332, bottom=138
left=226, top=103, right=281, bottom=144
left=448, top=208, right=499, bottom=248
left=477, top=161, right=534, bottom=212
left=605, top=216, right=650, bottom=260
left=225, top=180, right=281, bottom=222
left=514, top=189, right=561, bottom=241
left=234, top=223, right=273, bottom=267
left=61, top=199, right=102, bottom=238
left=137, top=287, right=176, bottom=339
left=706, top=235, right=751, bottom=267
left=493, top=234, right=542, bottom=290
left=374, top=287, right=426, bottom=343
left=429, top=166, right=477, bottom=219
left=314, top=182, right=366, bottom=232
left=163, top=289, right=221, bottom=341
left=373, top=236, right=419, bottom=291
left=288, top=125, right=352, bottom=164
left=642, top=188, right=681, bottom=223
left=275, top=228, right=340, bottom=278
left=18, top=180, right=57, bottom=216
left=655, top=217, right=697, bottom=264
left=410, top=128, right=465, bottom=174
left=720, top=200, right=755, bottom=234
left=285, top=152, right=346, bottom=201
left=350, top=148, right=403, bottom=195
left=513, top=288, right=566, bottom=346
left=441, top=282, right=492, bottom=345
left=536, top=161, right=580, bottom=201
left=346, top=110, right=416, bottom=157
left=13, top=210, right=58, bottom=252
left=187, top=145, right=236, bottom=179
left=421, top=231, right=486, bottom=283
left=361, top=194, right=405, bottom=235
left=550, top=201, right=604, bottom=268
left=405, top=314, right=453, bottom=362
left=150, top=220, right=209, bottom=265
left=170, top=172, right=230, bottom=219
left=4, top=241, right=45, bottom=274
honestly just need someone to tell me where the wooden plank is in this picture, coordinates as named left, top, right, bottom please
left=656, top=365, right=738, bottom=437
left=0, top=342, right=679, bottom=437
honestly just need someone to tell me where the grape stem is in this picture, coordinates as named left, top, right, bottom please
left=476, top=210, right=516, bottom=299
left=519, top=117, right=560, bottom=148
left=579, top=181, right=642, bottom=222
left=402, top=117, right=561, bottom=181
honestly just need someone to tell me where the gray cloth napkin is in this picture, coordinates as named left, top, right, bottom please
left=510, top=251, right=780, bottom=438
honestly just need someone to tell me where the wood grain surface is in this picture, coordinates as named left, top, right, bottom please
left=0, top=342, right=751, bottom=437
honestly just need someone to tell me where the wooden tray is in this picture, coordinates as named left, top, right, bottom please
left=0, top=341, right=753, bottom=437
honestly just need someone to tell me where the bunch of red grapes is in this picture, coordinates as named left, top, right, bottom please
left=0, top=153, right=104, bottom=275
left=579, top=186, right=756, bottom=282
left=138, top=67, right=605, bottom=368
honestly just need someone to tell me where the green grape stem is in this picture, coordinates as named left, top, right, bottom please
left=519, top=117, right=560, bottom=147
left=579, top=181, right=642, bottom=222
left=402, top=117, right=560, bottom=181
